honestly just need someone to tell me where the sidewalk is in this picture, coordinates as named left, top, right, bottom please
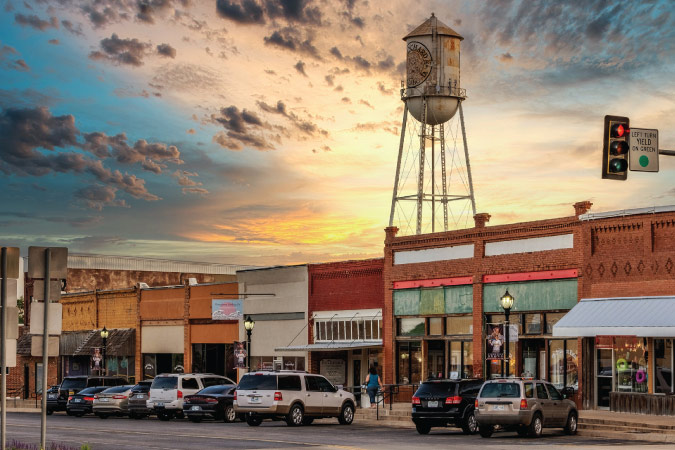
left=578, top=409, right=675, bottom=443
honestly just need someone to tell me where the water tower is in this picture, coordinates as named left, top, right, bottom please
left=389, top=13, right=476, bottom=235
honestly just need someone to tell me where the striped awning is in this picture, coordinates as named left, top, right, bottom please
left=553, top=296, right=675, bottom=337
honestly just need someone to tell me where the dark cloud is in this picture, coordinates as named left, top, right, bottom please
left=14, top=13, right=58, bottom=31
left=264, top=0, right=322, bottom=25
left=311, top=145, right=331, bottom=153
left=359, top=99, right=373, bottom=109
left=263, top=28, right=320, bottom=59
left=324, top=74, right=334, bottom=86
left=257, top=100, right=327, bottom=137
left=216, top=0, right=265, bottom=24
left=81, top=3, right=128, bottom=28
left=172, top=169, right=209, bottom=195
left=341, top=97, right=351, bottom=103
left=157, top=43, right=177, bottom=58
left=136, top=0, right=187, bottom=24
left=74, top=185, right=129, bottom=211
left=211, top=106, right=274, bottom=151
left=89, top=33, right=152, bottom=66
left=61, top=20, right=83, bottom=36
left=48, top=39, right=60, bottom=45
left=82, top=132, right=183, bottom=169
left=1, top=45, right=29, bottom=71
left=330, top=46, right=343, bottom=59
left=294, top=60, right=307, bottom=76
left=499, top=52, right=513, bottom=62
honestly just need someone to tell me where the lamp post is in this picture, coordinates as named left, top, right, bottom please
left=244, top=316, right=255, bottom=372
left=100, top=327, right=109, bottom=376
left=500, top=290, right=514, bottom=378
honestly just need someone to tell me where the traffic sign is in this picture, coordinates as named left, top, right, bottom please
left=629, top=128, right=659, bottom=172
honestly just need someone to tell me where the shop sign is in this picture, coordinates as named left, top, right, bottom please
left=320, top=359, right=346, bottom=385
left=486, top=324, right=504, bottom=360
left=212, top=299, right=243, bottom=320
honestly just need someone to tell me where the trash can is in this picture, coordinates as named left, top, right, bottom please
left=360, top=385, right=370, bottom=408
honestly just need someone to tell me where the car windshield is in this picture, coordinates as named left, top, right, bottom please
left=77, top=387, right=103, bottom=396
left=238, top=375, right=277, bottom=390
left=415, top=382, right=457, bottom=396
left=102, top=385, right=132, bottom=394
left=151, top=377, right=178, bottom=389
left=131, top=383, right=151, bottom=393
left=61, top=379, right=87, bottom=390
left=198, top=385, right=233, bottom=395
left=480, top=382, right=520, bottom=398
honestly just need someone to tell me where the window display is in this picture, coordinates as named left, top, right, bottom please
left=613, top=337, right=648, bottom=393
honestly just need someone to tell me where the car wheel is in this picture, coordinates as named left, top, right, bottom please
left=564, top=411, right=578, bottom=435
left=338, top=403, right=354, bottom=425
left=66, top=410, right=74, bottom=416
left=302, top=417, right=314, bottom=426
left=157, top=412, right=172, bottom=421
left=223, top=405, right=236, bottom=423
left=517, top=425, right=529, bottom=436
left=286, top=404, right=304, bottom=426
left=46, top=410, right=54, bottom=416
left=415, top=422, right=431, bottom=435
left=461, top=410, right=478, bottom=435
left=246, top=415, right=262, bottom=426
left=479, top=425, right=493, bottom=438
left=189, top=416, right=202, bottom=423
left=529, top=413, right=543, bottom=438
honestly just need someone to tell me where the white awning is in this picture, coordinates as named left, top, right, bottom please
left=275, top=340, right=382, bottom=351
left=312, top=309, right=382, bottom=320
left=553, top=296, right=675, bottom=337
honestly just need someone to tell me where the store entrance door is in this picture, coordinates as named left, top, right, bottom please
left=427, top=341, right=445, bottom=379
left=596, top=348, right=613, bottom=409
left=522, top=339, right=545, bottom=379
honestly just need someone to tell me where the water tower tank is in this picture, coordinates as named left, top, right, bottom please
left=403, top=14, right=463, bottom=125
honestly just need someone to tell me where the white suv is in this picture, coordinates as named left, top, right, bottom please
left=148, top=373, right=235, bottom=421
left=234, top=371, right=356, bottom=426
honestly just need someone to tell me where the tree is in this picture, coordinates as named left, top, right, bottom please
left=17, top=295, right=24, bottom=324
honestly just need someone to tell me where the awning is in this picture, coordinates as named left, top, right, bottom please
left=553, top=296, right=675, bottom=337
left=275, top=340, right=382, bottom=351
left=312, top=309, right=382, bottom=320
left=75, top=328, right=136, bottom=356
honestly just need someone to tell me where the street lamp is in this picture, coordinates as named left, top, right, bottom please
left=244, top=316, right=255, bottom=372
left=100, top=327, right=109, bottom=375
left=500, top=291, right=514, bottom=378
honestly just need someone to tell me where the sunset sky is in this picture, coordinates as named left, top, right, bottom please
left=1, top=0, right=674, bottom=266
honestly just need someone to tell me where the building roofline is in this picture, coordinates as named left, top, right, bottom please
left=579, top=204, right=675, bottom=221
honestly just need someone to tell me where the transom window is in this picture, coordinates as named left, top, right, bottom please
left=315, top=319, right=382, bottom=341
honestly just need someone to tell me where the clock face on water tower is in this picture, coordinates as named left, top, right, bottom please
left=406, top=41, right=432, bottom=87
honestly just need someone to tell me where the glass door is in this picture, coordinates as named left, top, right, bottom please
left=427, top=340, right=445, bottom=379
left=596, top=348, right=613, bottom=409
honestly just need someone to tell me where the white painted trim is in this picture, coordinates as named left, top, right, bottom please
left=394, top=244, right=474, bottom=265
left=485, top=234, right=573, bottom=256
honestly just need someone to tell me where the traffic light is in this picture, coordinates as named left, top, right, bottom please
left=602, top=115, right=630, bottom=180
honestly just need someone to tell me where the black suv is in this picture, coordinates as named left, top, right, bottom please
left=47, top=375, right=128, bottom=414
left=411, top=378, right=484, bottom=435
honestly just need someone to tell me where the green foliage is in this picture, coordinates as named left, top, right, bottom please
left=17, top=295, right=24, bottom=324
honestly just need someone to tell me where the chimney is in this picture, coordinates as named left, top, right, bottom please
left=574, top=201, right=593, bottom=217
left=384, top=226, right=399, bottom=243
left=473, top=213, right=491, bottom=228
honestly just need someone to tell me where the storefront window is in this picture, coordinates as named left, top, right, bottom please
left=566, top=340, right=578, bottom=390
left=446, top=316, right=472, bottom=335
left=545, top=313, right=565, bottom=334
left=655, top=339, right=673, bottom=394
left=549, top=340, right=565, bottom=388
left=397, top=318, right=425, bottom=337
left=397, top=341, right=422, bottom=384
left=428, top=318, right=443, bottom=335
left=613, top=337, right=648, bottom=393
left=487, top=342, right=516, bottom=379
left=525, top=314, right=542, bottom=334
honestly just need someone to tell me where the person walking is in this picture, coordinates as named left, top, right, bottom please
left=365, top=366, right=383, bottom=409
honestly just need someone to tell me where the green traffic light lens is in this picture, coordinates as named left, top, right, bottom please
left=609, top=158, right=628, bottom=173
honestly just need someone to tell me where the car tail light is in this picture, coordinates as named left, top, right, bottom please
left=113, top=395, right=127, bottom=400
left=520, top=399, right=528, bottom=410
left=411, top=396, right=421, bottom=405
left=475, top=400, right=479, bottom=408
left=205, top=398, right=218, bottom=403
left=68, top=396, right=72, bottom=401
left=177, top=390, right=183, bottom=399
left=274, top=392, right=282, bottom=401
left=83, top=397, right=94, bottom=402
left=233, top=391, right=237, bottom=402
left=445, top=396, right=462, bottom=405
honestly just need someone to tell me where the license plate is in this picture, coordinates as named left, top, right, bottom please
left=156, top=402, right=164, bottom=407
left=48, top=394, right=56, bottom=399
left=249, top=397, right=261, bottom=404
left=191, top=406, right=201, bottom=411
left=73, top=399, right=81, bottom=403
left=492, top=405, right=505, bottom=411
left=427, top=401, right=438, bottom=408
left=101, top=398, right=109, bottom=402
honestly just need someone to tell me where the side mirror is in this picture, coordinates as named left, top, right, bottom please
left=561, top=387, right=574, bottom=399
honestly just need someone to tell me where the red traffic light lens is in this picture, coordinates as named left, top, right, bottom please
left=611, top=123, right=629, bottom=138
left=610, top=141, right=629, bottom=155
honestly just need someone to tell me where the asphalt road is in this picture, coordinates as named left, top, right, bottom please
left=1, top=412, right=669, bottom=450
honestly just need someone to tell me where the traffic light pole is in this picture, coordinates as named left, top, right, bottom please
left=41, top=248, right=51, bottom=450
left=1, top=248, right=7, bottom=450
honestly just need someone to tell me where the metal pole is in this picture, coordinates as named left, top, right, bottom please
left=246, top=330, right=252, bottom=373
left=660, top=149, right=675, bottom=156
left=458, top=101, right=477, bottom=216
left=1, top=247, right=7, bottom=450
left=40, top=248, right=50, bottom=450
left=102, top=337, right=107, bottom=375
left=504, top=309, right=510, bottom=378
left=389, top=104, right=408, bottom=227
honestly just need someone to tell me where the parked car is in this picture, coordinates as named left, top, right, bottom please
left=93, top=385, right=135, bottom=418
left=50, top=376, right=128, bottom=415
left=127, top=381, right=153, bottom=419
left=183, top=384, right=238, bottom=423
left=475, top=378, right=578, bottom=438
left=234, top=371, right=356, bottom=427
left=66, top=386, right=108, bottom=417
left=46, top=385, right=61, bottom=415
left=411, top=378, right=483, bottom=434
left=148, top=373, right=235, bottom=421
